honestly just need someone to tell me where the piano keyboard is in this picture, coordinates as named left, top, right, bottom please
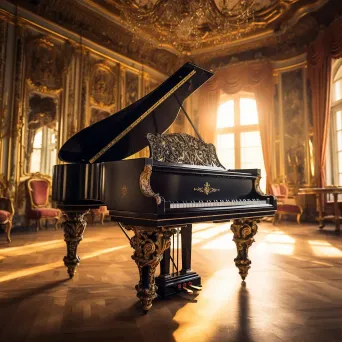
left=169, top=199, right=267, bottom=209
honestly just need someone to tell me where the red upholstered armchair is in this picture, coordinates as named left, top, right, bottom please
left=89, top=206, right=110, bottom=225
left=0, top=174, right=14, bottom=242
left=271, top=183, right=303, bottom=224
left=26, top=176, right=61, bottom=231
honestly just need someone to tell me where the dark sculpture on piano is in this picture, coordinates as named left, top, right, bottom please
left=52, top=63, right=277, bottom=313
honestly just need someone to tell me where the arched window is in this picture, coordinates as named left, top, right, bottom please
left=326, top=59, right=342, bottom=187
left=29, top=127, right=57, bottom=176
left=216, top=92, right=266, bottom=191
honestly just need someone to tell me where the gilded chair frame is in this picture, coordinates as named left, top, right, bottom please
left=27, top=176, right=60, bottom=231
left=272, top=183, right=303, bottom=224
left=0, top=174, right=14, bottom=242
left=0, top=197, right=14, bottom=242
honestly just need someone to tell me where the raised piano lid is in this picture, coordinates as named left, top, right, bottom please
left=58, top=62, right=213, bottom=164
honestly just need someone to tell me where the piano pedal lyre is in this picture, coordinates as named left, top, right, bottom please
left=181, top=284, right=193, bottom=294
left=177, top=282, right=202, bottom=294
left=188, top=284, right=202, bottom=291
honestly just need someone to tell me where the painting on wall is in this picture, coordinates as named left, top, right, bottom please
left=126, top=71, right=139, bottom=106
left=90, top=62, right=117, bottom=108
left=281, top=68, right=307, bottom=187
left=90, top=108, right=110, bottom=125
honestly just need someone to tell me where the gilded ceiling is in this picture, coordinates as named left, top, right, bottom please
left=5, top=0, right=342, bottom=73
left=89, top=0, right=330, bottom=55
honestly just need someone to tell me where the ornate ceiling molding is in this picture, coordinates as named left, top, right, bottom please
left=87, top=0, right=330, bottom=56
left=4, top=0, right=342, bottom=73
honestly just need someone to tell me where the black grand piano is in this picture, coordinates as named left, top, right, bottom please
left=52, top=62, right=277, bottom=313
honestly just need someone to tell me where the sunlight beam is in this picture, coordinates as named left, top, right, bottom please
left=0, top=245, right=129, bottom=283
left=0, top=236, right=108, bottom=257
left=308, top=240, right=342, bottom=257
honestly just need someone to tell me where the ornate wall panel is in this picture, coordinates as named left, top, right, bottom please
left=20, top=34, right=73, bottom=178
left=273, top=63, right=314, bottom=195
left=0, top=4, right=165, bottom=223
left=0, top=20, right=8, bottom=174
left=281, top=69, right=307, bottom=188
left=126, top=71, right=139, bottom=107
left=9, top=22, right=27, bottom=200
left=89, top=59, right=118, bottom=125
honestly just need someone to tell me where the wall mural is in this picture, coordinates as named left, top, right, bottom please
left=281, top=68, right=307, bottom=187
left=126, top=71, right=139, bottom=106
left=90, top=62, right=117, bottom=107
left=89, top=61, right=117, bottom=125
left=25, top=36, right=64, bottom=92
left=90, top=108, right=110, bottom=125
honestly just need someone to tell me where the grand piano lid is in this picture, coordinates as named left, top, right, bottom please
left=58, top=62, right=214, bottom=164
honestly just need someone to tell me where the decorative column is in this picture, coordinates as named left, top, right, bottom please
left=8, top=19, right=26, bottom=199
left=231, top=218, right=259, bottom=281
left=62, top=211, right=88, bottom=278
left=125, top=225, right=176, bottom=313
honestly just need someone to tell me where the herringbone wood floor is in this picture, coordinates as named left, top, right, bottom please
left=0, top=221, right=342, bottom=342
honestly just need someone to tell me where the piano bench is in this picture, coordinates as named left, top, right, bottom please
left=273, top=204, right=303, bottom=224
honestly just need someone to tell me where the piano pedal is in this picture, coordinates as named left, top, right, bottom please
left=181, top=286, right=193, bottom=294
left=188, top=284, right=202, bottom=291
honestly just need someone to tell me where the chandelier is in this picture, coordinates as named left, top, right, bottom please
left=119, top=0, right=257, bottom=54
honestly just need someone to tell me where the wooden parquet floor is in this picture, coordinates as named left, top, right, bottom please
left=0, top=221, right=342, bottom=342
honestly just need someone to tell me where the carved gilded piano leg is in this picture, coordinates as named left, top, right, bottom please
left=231, top=218, right=259, bottom=281
left=62, top=211, right=88, bottom=279
left=126, top=226, right=176, bottom=313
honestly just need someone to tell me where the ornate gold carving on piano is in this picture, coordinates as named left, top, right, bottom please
left=124, top=225, right=176, bottom=312
left=147, top=133, right=225, bottom=168
left=230, top=218, right=259, bottom=281
left=121, top=185, right=128, bottom=198
left=139, top=165, right=161, bottom=205
left=194, top=182, right=220, bottom=195
left=89, top=69, right=196, bottom=163
left=254, top=175, right=265, bottom=196
left=62, top=211, right=89, bottom=279
left=90, top=61, right=117, bottom=108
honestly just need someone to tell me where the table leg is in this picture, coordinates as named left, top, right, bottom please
left=316, top=193, right=325, bottom=229
left=333, top=193, right=341, bottom=232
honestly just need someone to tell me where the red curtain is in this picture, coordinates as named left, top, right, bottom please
left=198, top=61, right=274, bottom=192
left=307, top=16, right=342, bottom=187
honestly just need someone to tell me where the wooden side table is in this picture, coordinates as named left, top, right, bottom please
left=298, top=187, right=342, bottom=232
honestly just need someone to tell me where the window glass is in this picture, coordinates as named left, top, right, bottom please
left=216, top=133, right=235, bottom=169
left=337, top=111, right=342, bottom=130
left=30, top=150, right=41, bottom=173
left=33, top=129, right=42, bottom=148
left=338, top=151, right=342, bottom=172
left=216, top=95, right=266, bottom=192
left=339, top=174, right=342, bottom=186
left=240, top=98, right=258, bottom=125
left=334, top=80, right=342, bottom=102
left=217, top=100, right=234, bottom=128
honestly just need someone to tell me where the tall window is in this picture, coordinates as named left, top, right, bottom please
left=327, top=60, right=342, bottom=187
left=30, top=127, right=57, bottom=176
left=216, top=93, right=266, bottom=191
